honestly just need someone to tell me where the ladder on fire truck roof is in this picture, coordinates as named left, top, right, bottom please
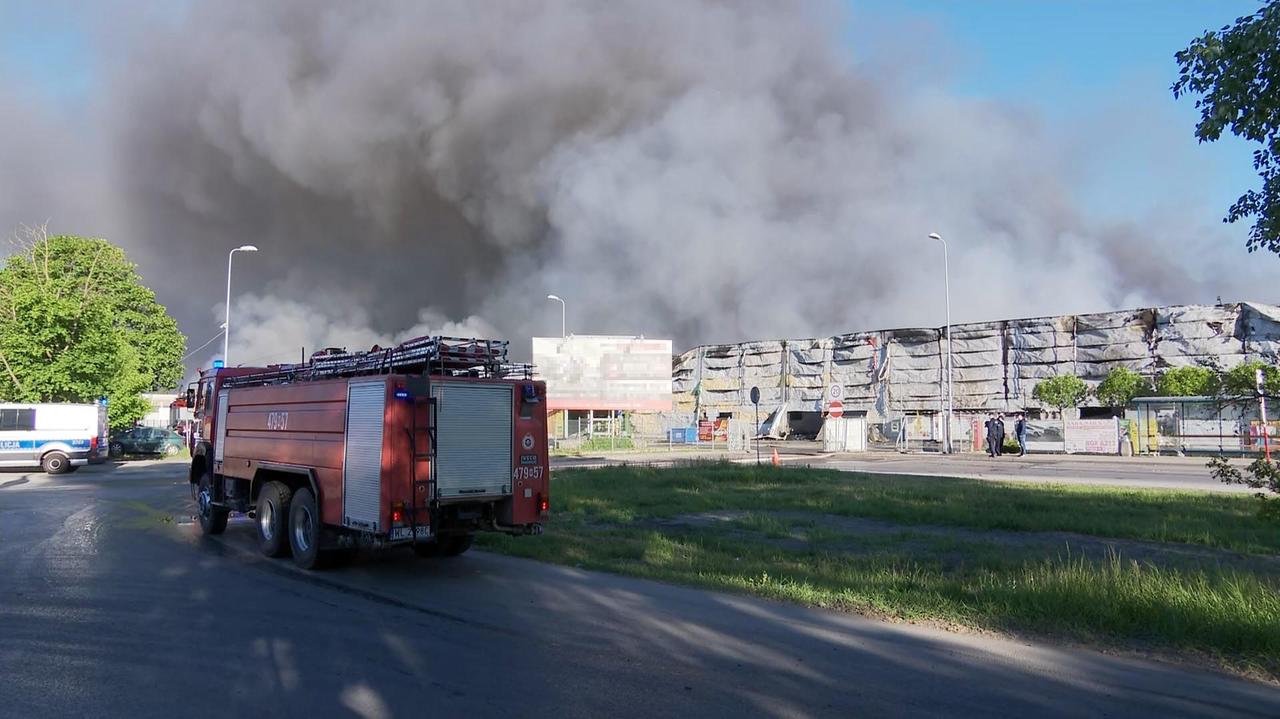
left=220, top=335, right=532, bottom=389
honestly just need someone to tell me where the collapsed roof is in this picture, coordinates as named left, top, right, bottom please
left=673, top=301, right=1280, bottom=417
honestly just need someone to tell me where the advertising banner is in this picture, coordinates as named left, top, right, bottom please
left=533, top=335, right=673, bottom=411
left=1063, top=418, right=1120, bottom=454
left=1023, top=420, right=1064, bottom=453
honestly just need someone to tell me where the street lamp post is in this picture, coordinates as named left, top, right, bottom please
left=928, top=233, right=954, bottom=453
left=545, top=294, right=569, bottom=439
left=546, top=294, right=566, bottom=337
left=224, top=245, right=259, bottom=366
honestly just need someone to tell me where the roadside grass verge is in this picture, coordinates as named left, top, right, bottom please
left=478, top=462, right=1280, bottom=678
left=539, top=462, right=1280, bottom=554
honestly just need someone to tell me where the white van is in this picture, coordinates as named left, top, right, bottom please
left=0, top=403, right=110, bottom=474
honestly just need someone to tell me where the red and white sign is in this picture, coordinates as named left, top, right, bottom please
left=828, top=400, right=843, bottom=418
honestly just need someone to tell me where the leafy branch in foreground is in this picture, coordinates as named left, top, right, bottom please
left=1209, top=456, right=1280, bottom=521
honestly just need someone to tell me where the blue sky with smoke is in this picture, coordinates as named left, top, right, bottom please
left=1, top=1, right=1275, bottom=364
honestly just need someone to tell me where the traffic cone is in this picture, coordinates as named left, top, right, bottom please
left=771, top=448, right=780, bottom=466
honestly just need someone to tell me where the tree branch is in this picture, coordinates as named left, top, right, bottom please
left=0, top=350, right=26, bottom=396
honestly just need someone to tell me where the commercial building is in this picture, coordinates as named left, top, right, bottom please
left=670, top=301, right=1280, bottom=446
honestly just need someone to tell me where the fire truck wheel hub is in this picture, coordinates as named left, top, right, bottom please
left=259, top=501, right=275, bottom=541
left=294, top=505, right=314, bottom=553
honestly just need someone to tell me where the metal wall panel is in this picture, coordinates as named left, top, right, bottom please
left=432, top=383, right=512, bottom=499
left=343, top=380, right=386, bottom=531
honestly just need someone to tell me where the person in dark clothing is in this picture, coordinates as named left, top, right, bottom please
left=985, top=414, right=998, bottom=457
left=992, top=414, right=1006, bottom=456
left=1015, top=413, right=1028, bottom=457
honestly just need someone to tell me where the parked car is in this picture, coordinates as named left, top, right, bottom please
left=110, top=427, right=186, bottom=457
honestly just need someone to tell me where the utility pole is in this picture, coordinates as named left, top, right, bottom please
left=928, top=233, right=953, bottom=453
left=1259, top=367, right=1271, bottom=462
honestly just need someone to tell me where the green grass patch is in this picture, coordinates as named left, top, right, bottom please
left=545, top=462, right=1280, bottom=554
left=479, top=462, right=1280, bottom=678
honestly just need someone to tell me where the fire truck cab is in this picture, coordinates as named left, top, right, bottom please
left=188, top=336, right=548, bottom=569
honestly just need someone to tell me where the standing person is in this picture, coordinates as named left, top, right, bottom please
left=985, top=414, right=997, bottom=457
left=1015, top=413, right=1029, bottom=457
left=993, top=413, right=1006, bottom=456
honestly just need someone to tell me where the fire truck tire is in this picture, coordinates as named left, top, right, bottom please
left=442, top=534, right=475, bottom=557
left=288, top=488, right=327, bottom=570
left=197, top=471, right=228, bottom=535
left=411, top=541, right=442, bottom=558
left=256, top=482, right=293, bottom=558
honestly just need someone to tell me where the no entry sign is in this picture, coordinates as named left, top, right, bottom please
left=828, top=400, right=844, bottom=418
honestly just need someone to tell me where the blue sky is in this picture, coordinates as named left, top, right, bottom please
left=0, top=2, right=93, bottom=100
left=848, top=0, right=1265, bottom=225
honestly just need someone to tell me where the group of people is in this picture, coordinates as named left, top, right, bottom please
left=984, top=412, right=1028, bottom=457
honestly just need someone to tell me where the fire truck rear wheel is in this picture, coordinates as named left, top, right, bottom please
left=443, top=534, right=475, bottom=557
left=197, top=471, right=228, bottom=535
left=412, top=541, right=442, bottom=558
left=256, top=481, right=293, bottom=558
left=288, top=487, right=326, bottom=570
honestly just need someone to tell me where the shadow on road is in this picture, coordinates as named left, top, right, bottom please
left=3, top=463, right=1276, bottom=719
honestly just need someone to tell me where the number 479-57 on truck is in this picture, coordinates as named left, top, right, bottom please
left=186, top=335, right=549, bottom=569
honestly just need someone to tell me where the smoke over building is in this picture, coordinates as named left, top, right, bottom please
left=1, top=1, right=1275, bottom=369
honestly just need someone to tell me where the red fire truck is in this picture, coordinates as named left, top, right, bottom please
left=186, top=335, right=549, bottom=569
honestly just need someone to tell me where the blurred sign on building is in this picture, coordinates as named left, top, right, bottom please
left=532, top=335, right=673, bottom=411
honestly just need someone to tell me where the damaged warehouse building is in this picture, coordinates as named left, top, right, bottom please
left=668, top=301, right=1280, bottom=450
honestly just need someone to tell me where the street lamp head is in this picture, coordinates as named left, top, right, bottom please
left=546, top=294, right=561, bottom=302
left=236, top=244, right=259, bottom=252
left=927, top=233, right=942, bottom=241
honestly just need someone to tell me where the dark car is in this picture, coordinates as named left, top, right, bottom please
left=110, top=427, right=186, bottom=457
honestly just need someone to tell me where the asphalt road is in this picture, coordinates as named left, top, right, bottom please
left=808, top=453, right=1247, bottom=493
left=2, top=462, right=1277, bottom=719
left=555, top=448, right=1247, bottom=493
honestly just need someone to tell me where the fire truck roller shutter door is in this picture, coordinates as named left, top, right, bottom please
left=343, top=381, right=387, bottom=531
left=432, top=383, right=513, bottom=499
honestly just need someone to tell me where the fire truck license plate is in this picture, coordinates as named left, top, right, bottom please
left=390, top=526, right=432, bottom=541
left=512, top=466, right=544, bottom=482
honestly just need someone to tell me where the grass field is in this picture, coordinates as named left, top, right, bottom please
left=478, top=462, right=1280, bottom=679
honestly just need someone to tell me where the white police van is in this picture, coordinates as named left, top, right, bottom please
left=0, top=402, right=109, bottom=474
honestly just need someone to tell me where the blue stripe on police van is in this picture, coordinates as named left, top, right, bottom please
left=0, top=439, right=92, bottom=451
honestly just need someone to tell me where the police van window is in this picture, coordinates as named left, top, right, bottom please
left=0, top=408, right=35, bottom=431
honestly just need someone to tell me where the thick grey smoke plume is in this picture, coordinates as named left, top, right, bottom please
left=2, top=0, right=1274, bottom=367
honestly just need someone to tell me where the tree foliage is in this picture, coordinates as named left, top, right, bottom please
left=1173, top=1, right=1280, bottom=253
left=1209, top=456, right=1280, bottom=521
left=1094, top=367, right=1152, bottom=407
left=0, top=228, right=185, bottom=429
left=1156, top=365, right=1221, bottom=397
left=1032, top=374, right=1088, bottom=410
left=1221, top=360, right=1280, bottom=396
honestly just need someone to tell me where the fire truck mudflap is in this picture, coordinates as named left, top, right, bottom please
left=187, top=335, right=549, bottom=570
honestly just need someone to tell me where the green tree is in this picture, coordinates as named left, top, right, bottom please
left=1094, top=367, right=1153, bottom=407
left=1156, top=365, right=1221, bottom=397
left=1032, top=374, right=1088, bottom=412
left=0, top=228, right=185, bottom=429
left=1173, top=2, right=1280, bottom=253
left=1222, top=360, right=1280, bottom=396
